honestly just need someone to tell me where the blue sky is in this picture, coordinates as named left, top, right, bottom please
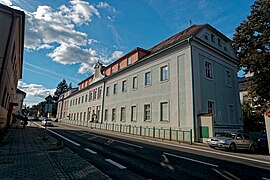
left=1, top=0, right=254, bottom=106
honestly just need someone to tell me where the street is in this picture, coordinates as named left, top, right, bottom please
left=35, top=122, right=270, bottom=180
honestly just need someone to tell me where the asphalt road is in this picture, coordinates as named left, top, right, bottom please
left=36, top=122, right=270, bottom=180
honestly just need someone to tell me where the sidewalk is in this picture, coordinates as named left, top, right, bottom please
left=0, top=122, right=110, bottom=180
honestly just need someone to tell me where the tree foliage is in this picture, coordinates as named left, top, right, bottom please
left=53, top=79, right=68, bottom=101
left=233, top=0, right=270, bottom=110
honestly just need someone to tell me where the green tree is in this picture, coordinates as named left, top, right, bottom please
left=233, top=0, right=270, bottom=110
left=53, top=79, right=68, bottom=101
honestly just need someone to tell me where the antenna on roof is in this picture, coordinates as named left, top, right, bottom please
left=189, top=20, right=192, bottom=27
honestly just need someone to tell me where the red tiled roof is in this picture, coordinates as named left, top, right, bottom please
left=148, top=24, right=206, bottom=54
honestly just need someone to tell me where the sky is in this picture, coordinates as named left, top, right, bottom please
left=1, top=0, right=255, bottom=106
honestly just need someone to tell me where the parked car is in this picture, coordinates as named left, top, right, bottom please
left=207, top=132, right=256, bottom=152
left=258, top=131, right=268, bottom=152
left=41, top=119, right=54, bottom=126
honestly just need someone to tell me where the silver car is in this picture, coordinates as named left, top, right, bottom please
left=41, top=119, right=54, bottom=126
left=207, top=132, right=256, bottom=152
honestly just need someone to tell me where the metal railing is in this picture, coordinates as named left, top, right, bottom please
left=66, top=121, right=193, bottom=144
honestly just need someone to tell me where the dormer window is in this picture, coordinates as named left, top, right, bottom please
left=223, top=43, right=227, bottom=51
left=204, top=34, right=208, bottom=40
left=211, top=34, right=215, bottom=43
left=128, top=57, right=132, bottom=65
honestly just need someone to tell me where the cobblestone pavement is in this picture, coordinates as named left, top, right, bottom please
left=0, top=122, right=111, bottom=180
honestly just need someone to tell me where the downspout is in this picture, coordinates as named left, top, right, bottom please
left=187, top=36, right=197, bottom=142
left=100, top=79, right=106, bottom=124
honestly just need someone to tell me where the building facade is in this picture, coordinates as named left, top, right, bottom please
left=57, top=24, right=243, bottom=142
left=12, top=88, right=26, bottom=115
left=0, top=4, right=25, bottom=130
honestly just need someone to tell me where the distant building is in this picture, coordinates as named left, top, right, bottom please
left=12, top=88, right=26, bottom=115
left=0, top=4, right=25, bottom=130
left=57, top=24, right=243, bottom=142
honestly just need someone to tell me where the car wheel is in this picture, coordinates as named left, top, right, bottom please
left=250, top=145, right=255, bottom=153
left=229, top=143, right=236, bottom=152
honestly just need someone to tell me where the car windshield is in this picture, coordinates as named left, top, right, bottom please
left=224, top=133, right=236, bottom=139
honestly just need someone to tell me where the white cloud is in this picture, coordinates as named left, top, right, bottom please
left=0, top=0, right=12, bottom=6
left=18, top=81, right=55, bottom=99
left=97, top=1, right=116, bottom=13
left=111, top=50, right=123, bottom=60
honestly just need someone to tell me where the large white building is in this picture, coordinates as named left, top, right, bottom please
left=57, top=24, right=243, bottom=142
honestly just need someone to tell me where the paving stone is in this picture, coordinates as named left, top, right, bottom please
left=0, top=123, right=111, bottom=180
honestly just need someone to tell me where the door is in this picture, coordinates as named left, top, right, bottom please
left=235, top=133, right=245, bottom=149
left=242, top=134, right=253, bottom=149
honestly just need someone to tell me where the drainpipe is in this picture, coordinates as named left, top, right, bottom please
left=187, top=36, right=197, bottom=142
left=100, top=80, right=106, bottom=124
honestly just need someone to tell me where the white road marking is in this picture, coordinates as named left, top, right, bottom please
left=212, top=168, right=232, bottom=180
left=262, top=178, right=270, bottom=180
left=84, top=148, right=97, bottom=154
left=222, top=170, right=240, bottom=180
left=46, top=129, right=81, bottom=146
left=105, top=159, right=127, bottom=169
left=58, top=123, right=270, bottom=167
left=163, top=152, right=218, bottom=168
left=91, top=133, right=143, bottom=149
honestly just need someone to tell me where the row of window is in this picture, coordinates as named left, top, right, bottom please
left=204, top=33, right=227, bottom=51
left=107, top=65, right=169, bottom=96
left=104, top=101, right=169, bottom=122
left=70, top=87, right=102, bottom=106
left=204, top=61, right=232, bottom=87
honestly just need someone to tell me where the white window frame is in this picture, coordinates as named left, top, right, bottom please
left=207, top=100, right=216, bottom=122
left=128, top=57, right=132, bottom=65
left=104, top=109, right=108, bottom=122
left=144, top=103, right=151, bottom=122
left=113, top=83, right=118, bottom=95
left=120, top=106, right=126, bottom=122
left=145, top=71, right=152, bottom=86
left=131, top=105, right=137, bottom=122
left=111, top=108, right=116, bottom=122
left=227, top=104, right=235, bottom=124
left=160, top=65, right=169, bottom=82
left=160, top=101, right=169, bottom=122
left=132, top=75, right=138, bottom=90
left=106, top=86, right=110, bottom=96
left=204, top=60, right=213, bottom=80
left=225, top=69, right=232, bottom=87
left=122, top=80, right=127, bottom=93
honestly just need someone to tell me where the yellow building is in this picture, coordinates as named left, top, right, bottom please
left=0, top=4, right=25, bottom=131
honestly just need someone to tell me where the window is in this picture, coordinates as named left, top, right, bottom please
left=82, top=96, right=84, bottom=103
left=85, top=95, right=87, bottom=102
left=204, top=34, right=208, bottom=40
left=160, top=102, right=169, bottom=122
left=104, top=109, right=108, bottom=121
left=205, top=61, right=213, bottom=79
left=160, top=65, right=168, bottom=81
left=128, top=57, right=132, bottom=65
left=122, top=80, right=127, bottom=92
left=144, top=104, right=151, bottom=121
left=207, top=101, right=215, bottom=115
left=225, top=70, right=232, bottom=87
left=132, top=76, right=138, bottom=89
left=93, top=89, right=97, bottom=100
left=131, top=105, right=137, bottom=121
left=89, top=91, right=92, bottom=101
left=211, top=34, right=215, bottom=43
left=98, top=87, right=102, bottom=99
left=228, top=104, right=235, bottom=124
left=223, top=44, right=227, bottom=51
left=106, top=86, right=110, bottom=96
left=218, top=38, right=221, bottom=47
left=145, top=71, right=151, bottom=86
left=83, top=112, right=86, bottom=120
left=120, top=107, right=126, bottom=121
left=70, top=101, right=72, bottom=106
left=243, top=134, right=251, bottom=140
left=78, top=97, right=81, bottom=104
left=113, top=83, right=118, bottom=94
left=75, top=98, right=77, bottom=105
left=112, top=108, right=116, bottom=121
